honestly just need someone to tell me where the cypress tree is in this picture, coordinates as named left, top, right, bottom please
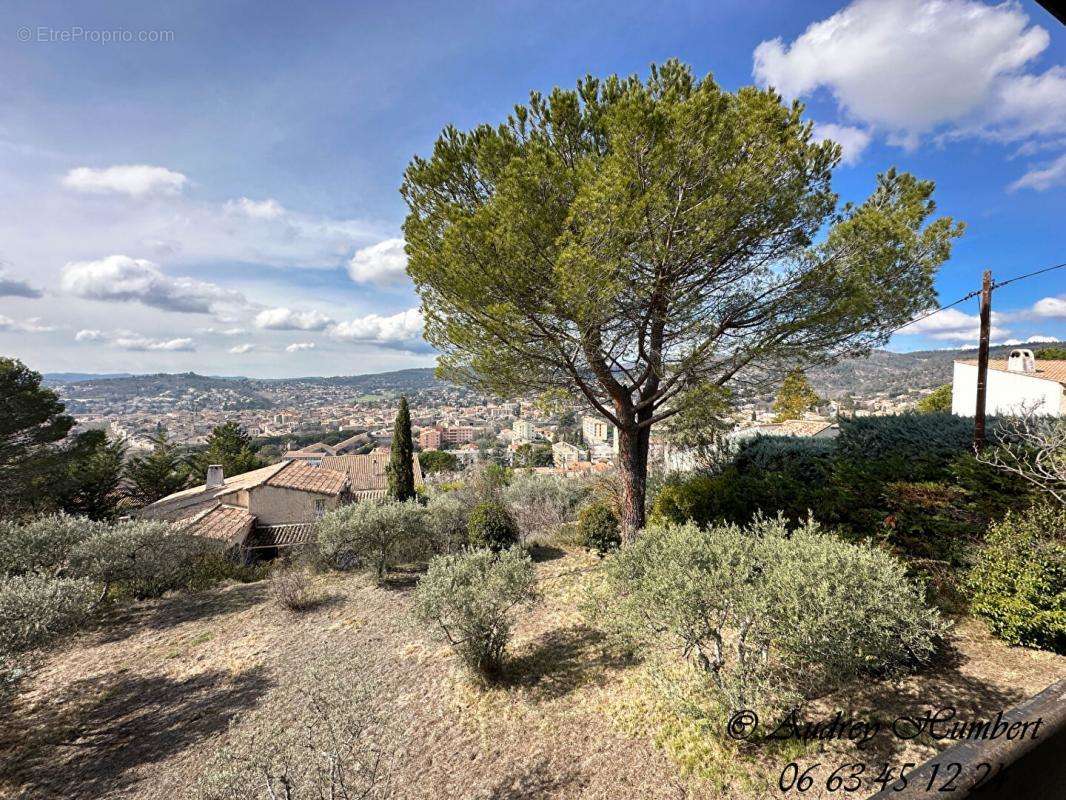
left=387, top=396, right=415, bottom=501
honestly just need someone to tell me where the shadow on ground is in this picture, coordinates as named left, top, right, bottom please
left=830, top=639, right=1029, bottom=763
left=484, top=759, right=582, bottom=799
left=501, top=624, right=637, bottom=701
left=91, top=581, right=269, bottom=644
left=0, top=665, right=272, bottom=800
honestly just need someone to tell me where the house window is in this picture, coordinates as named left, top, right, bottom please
left=314, top=498, right=327, bottom=518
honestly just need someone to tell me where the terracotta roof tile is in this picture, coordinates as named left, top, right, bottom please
left=958, top=359, right=1066, bottom=385
left=252, top=523, right=317, bottom=548
left=319, top=451, right=423, bottom=492
left=265, top=461, right=348, bottom=495
left=183, top=504, right=255, bottom=544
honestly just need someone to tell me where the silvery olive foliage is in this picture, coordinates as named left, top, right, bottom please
left=598, top=516, right=945, bottom=715
left=68, top=519, right=212, bottom=599
left=0, top=512, right=106, bottom=577
left=413, top=547, right=538, bottom=676
left=316, top=499, right=427, bottom=581
left=423, top=491, right=470, bottom=554
left=0, top=573, right=97, bottom=653
left=503, top=472, right=589, bottom=539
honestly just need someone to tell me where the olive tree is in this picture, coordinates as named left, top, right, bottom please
left=402, top=61, right=962, bottom=537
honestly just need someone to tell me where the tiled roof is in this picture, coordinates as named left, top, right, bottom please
left=958, top=359, right=1066, bottom=385
left=139, top=462, right=288, bottom=521
left=319, top=451, right=423, bottom=492
left=183, top=504, right=255, bottom=544
left=265, top=460, right=348, bottom=495
left=253, top=522, right=317, bottom=548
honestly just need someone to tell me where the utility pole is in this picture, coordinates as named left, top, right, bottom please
left=973, top=270, right=992, bottom=451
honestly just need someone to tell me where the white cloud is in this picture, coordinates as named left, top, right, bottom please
left=1029, top=295, right=1066, bottom=319
left=753, top=0, right=1057, bottom=151
left=75, top=329, right=104, bottom=341
left=286, top=341, right=316, bottom=353
left=62, top=165, right=188, bottom=197
left=199, top=326, right=247, bottom=336
left=0, top=270, right=42, bottom=298
left=0, top=315, right=54, bottom=333
left=229, top=343, right=255, bottom=354
left=329, top=308, right=427, bottom=351
left=1002, top=335, right=1059, bottom=345
left=225, top=197, right=286, bottom=219
left=348, top=238, right=409, bottom=285
left=811, top=122, right=871, bottom=165
left=113, top=335, right=195, bottom=352
left=900, top=307, right=1009, bottom=342
left=60, top=255, right=248, bottom=314
left=254, top=307, right=333, bottom=331
left=1009, top=153, right=1066, bottom=192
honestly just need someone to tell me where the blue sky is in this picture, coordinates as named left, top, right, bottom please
left=1, top=0, right=1063, bottom=377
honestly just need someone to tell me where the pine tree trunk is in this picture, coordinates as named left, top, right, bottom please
left=616, top=422, right=650, bottom=542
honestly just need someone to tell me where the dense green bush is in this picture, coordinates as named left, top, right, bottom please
left=0, top=513, right=106, bottom=577
left=577, top=502, right=621, bottom=555
left=834, top=413, right=975, bottom=480
left=732, top=436, right=836, bottom=481
left=969, top=504, right=1065, bottom=653
left=413, top=547, right=537, bottom=676
left=316, top=500, right=427, bottom=581
left=68, top=520, right=213, bottom=599
left=0, top=574, right=98, bottom=653
left=599, top=516, right=944, bottom=715
left=466, top=501, right=519, bottom=551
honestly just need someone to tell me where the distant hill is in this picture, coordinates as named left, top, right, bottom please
left=810, top=341, right=1066, bottom=398
left=45, top=344, right=1066, bottom=410
left=44, top=372, right=133, bottom=384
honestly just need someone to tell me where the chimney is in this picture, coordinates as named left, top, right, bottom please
left=206, top=464, right=224, bottom=489
left=1007, top=349, right=1036, bottom=374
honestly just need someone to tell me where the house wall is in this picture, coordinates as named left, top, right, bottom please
left=246, top=485, right=340, bottom=526
left=952, top=362, right=1064, bottom=417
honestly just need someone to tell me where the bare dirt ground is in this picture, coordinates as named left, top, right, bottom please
left=1, top=544, right=1062, bottom=800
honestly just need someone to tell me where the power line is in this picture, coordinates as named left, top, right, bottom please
left=992, top=260, right=1066, bottom=290
left=892, top=257, right=1066, bottom=337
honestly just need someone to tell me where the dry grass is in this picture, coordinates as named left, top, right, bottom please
left=0, top=545, right=1062, bottom=800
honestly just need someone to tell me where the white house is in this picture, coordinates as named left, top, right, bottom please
left=952, top=350, right=1066, bottom=417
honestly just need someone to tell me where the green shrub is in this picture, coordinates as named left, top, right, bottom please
left=0, top=513, right=106, bottom=577
left=413, top=547, right=537, bottom=676
left=68, top=519, right=212, bottom=599
left=577, top=502, right=621, bottom=555
left=650, top=473, right=723, bottom=528
left=316, top=500, right=426, bottom=581
left=466, top=501, right=519, bottom=551
left=969, top=504, right=1065, bottom=653
left=600, top=516, right=944, bottom=716
left=732, top=436, right=836, bottom=482
left=835, top=412, right=974, bottom=483
left=0, top=574, right=98, bottom=653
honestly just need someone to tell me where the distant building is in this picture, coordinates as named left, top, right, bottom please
left=419, top=427, right=442, bottom=450
left=552, top=440, right=586, bottom=466
left=952, top=352, right=1066, bottom=417
left=581, top=415, right=610, bottom=445
left=727, top=419, right=839, bottom=444
left=513, top=419, right=536, bottom=442
left=441, top=425, right=483, bottom=445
